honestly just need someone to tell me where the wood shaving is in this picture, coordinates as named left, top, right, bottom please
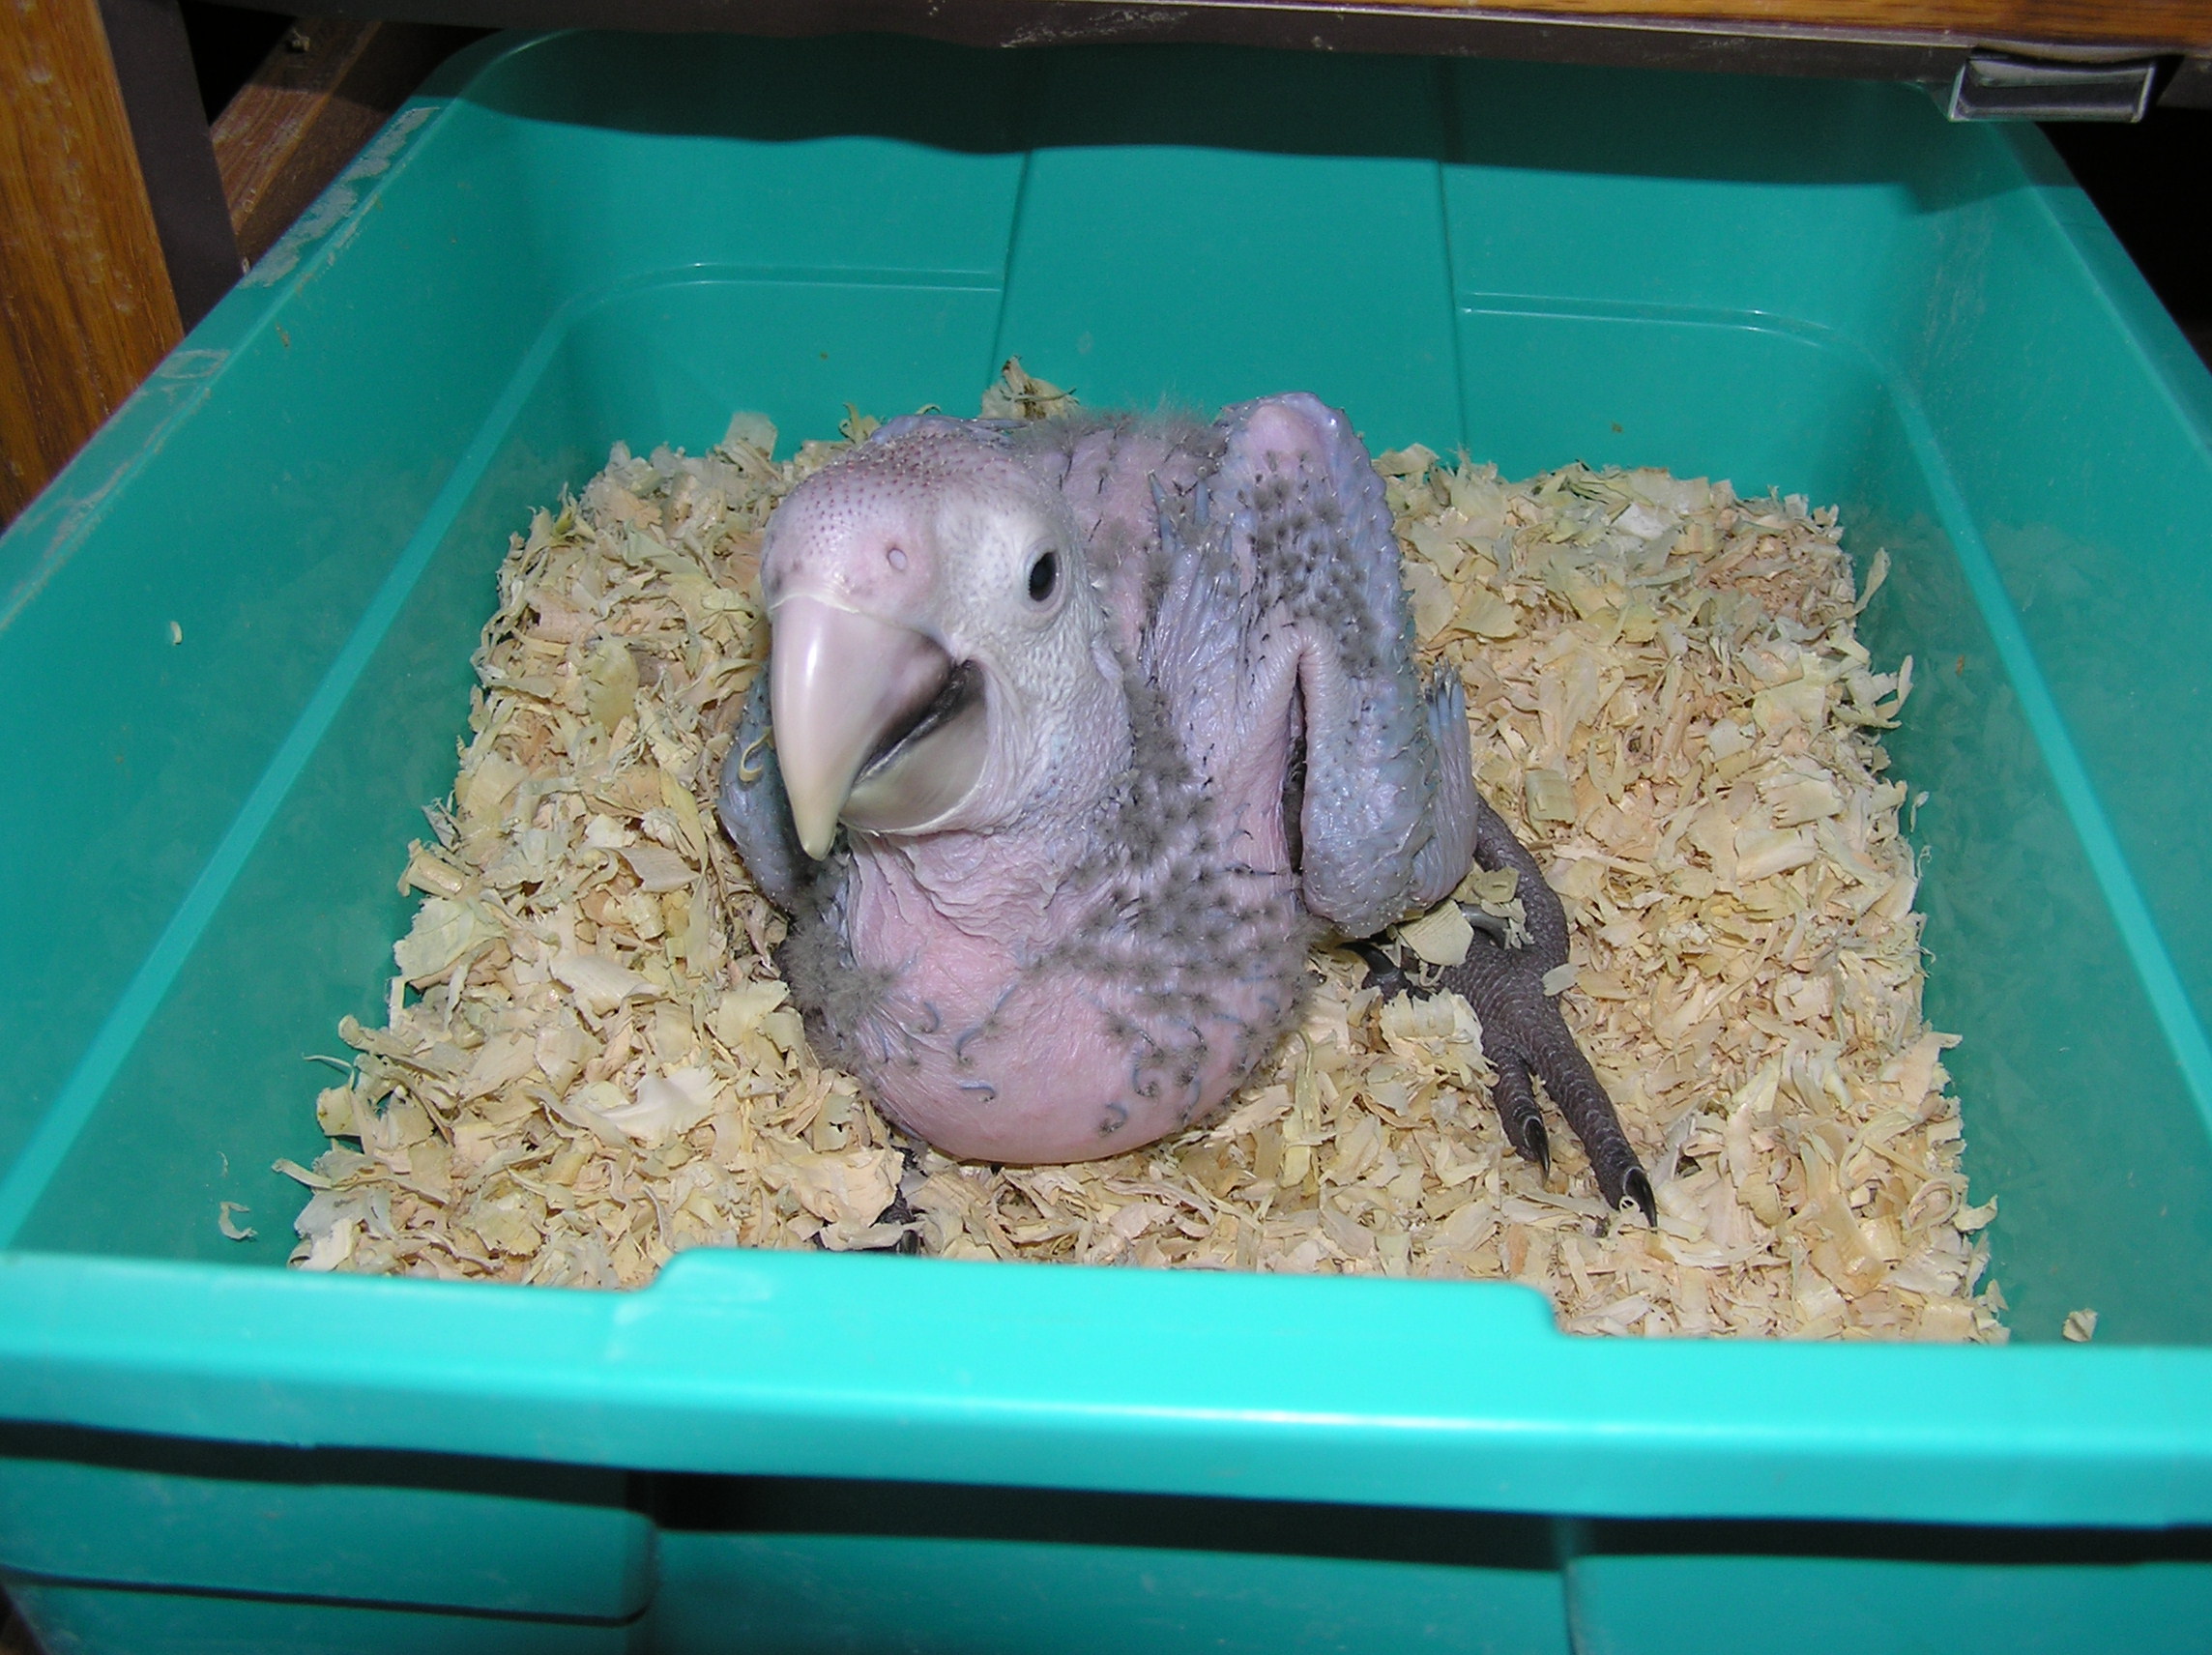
left=287, top=363, right=2004, bottom=1341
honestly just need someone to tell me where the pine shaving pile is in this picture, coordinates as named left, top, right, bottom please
left=284, top=366, right=2005, bottom=1342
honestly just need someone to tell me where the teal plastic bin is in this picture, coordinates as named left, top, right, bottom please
left=3, top=30, right=2210, bottom=1653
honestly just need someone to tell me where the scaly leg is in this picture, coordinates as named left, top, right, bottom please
left=1363, top=792, right=1655, bottom=1226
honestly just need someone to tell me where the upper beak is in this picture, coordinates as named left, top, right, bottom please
left=770, top=595, right=957, bottom=858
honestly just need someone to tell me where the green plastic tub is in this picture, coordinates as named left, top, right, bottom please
left=3, top=29, right=2209, bottom=1653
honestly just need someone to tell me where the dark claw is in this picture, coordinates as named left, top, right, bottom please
left=1525, top=1117, right=1552, bottom=1177
left=1620, top=1168, right=1657, bottom=1229
left=1466, top=906, right=1513, bottom=945
left=1352, top=938, right=1418, bottom=1002
left=1525, top=1030, right=1655, bottom=1229
left=1489, top=1055, right=1551, bottom=1175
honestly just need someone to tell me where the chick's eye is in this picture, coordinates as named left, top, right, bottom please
left=1027, top=549, right=1060, bottom=604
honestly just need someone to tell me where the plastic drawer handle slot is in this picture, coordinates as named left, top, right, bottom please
left=1947, top=54, right=2162, bottom=123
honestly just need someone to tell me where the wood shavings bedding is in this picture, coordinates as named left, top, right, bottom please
left=285, top=365, right=2006, bottom=1341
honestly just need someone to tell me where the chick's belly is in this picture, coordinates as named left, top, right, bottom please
left=857, top=964, right=1266, bottom=1164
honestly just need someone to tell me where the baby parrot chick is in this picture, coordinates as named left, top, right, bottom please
left=718, top=396, right=1652, bottom=1221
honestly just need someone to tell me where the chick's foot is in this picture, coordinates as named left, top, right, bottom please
left=1360, top=794, right=1655, bottom=1227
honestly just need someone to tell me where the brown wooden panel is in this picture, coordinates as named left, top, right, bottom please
left=0, top=0, right=182, bottom=525
left=98, top=0, right=243, bottom=329
left=214, top=18, right=485, bottom=267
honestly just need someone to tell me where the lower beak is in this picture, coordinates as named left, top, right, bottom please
left=770, top=595, right=957, bottom=859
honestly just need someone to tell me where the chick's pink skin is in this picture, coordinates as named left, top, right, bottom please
left=763, top=420, right=1309, bottom=1163
left=840, top=799, right=1301, bottom=1164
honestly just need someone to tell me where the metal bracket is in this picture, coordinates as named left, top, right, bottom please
left=1947, top=53, right=2162, bottom=123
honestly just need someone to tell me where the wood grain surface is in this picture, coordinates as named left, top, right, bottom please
left=0, top=0, right=182, bottom=525
left=214, top=18, right=481, bottom=267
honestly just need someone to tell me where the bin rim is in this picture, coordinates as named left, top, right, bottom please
left=2, top=1248, right=2208, bottom=1529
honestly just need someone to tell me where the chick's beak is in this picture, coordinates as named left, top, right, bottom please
left=770, top=595, right=955, bottom=859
